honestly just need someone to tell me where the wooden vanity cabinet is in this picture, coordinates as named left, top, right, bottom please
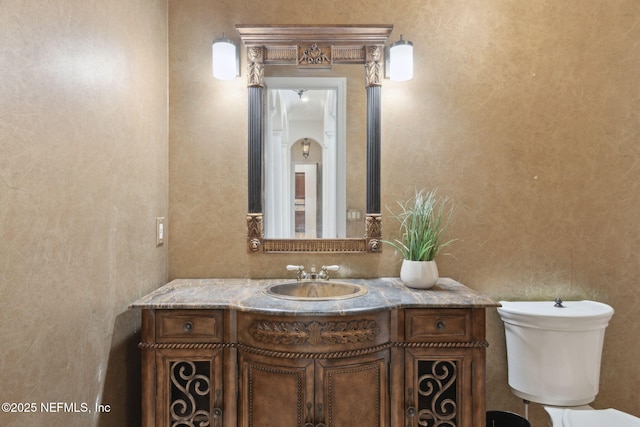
left=236, top=311, right=391, bottom=427
left=399, top=308, right=487, bottom=427
left=154, top=348, right=224, bottom=427
left=140, top=307, right=487, bottom=427
left=140, top=309, right=229, bottom=427
left=238, top=350, right=389, bottom=427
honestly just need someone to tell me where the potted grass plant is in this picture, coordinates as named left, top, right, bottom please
left=384, top=189, right=456, bottom=289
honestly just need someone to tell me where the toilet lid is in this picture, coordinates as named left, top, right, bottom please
left=563, top=408, right=640, bottom=427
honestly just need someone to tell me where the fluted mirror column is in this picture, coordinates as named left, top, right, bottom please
left=246, top=46, right=264, bottom=252
left=365, top=45, right=383, bottom=252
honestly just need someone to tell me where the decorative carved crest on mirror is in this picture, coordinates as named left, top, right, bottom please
left=237, top=25, right=392, bottom=253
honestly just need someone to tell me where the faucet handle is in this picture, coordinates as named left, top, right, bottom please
left=287, top=265, right=306, bottom=281
left=318, top=265, right=339, bottom=280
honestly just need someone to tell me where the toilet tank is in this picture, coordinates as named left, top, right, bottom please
left=497, top=300, right=614, bottom=406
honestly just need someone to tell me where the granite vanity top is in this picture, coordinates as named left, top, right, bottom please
left=130, top=277, right=498, bottom=315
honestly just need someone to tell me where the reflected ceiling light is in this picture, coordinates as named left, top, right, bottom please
left=294, top=89, right=308, bottom=99
left=386, top=35, right=413, bottom=81
left=212, top=33, right=239, bottom=80
left=301, top=138, right=311, bottom=159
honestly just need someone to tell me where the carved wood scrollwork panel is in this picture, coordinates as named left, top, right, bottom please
left=169, top=361, right=212, bottom=427
left=264, top=45, right=297, bottom=63
left=416, top=360, right=458, bottom=427
left=249, top=319, right=381, bottom=346
left=365, top=46, right=384, bottom=86
left=247, top=47, right=264, bottom=87
left=298, top=43, right=331, bottom=67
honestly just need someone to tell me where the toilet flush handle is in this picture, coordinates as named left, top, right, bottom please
left=554, top=298, right=564, bottom=308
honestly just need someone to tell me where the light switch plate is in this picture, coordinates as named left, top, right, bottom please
left=156, top=217, right=165, bottom=246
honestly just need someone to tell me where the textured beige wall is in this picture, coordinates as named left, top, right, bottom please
left=169, top=1, right=640, bottom=426
left=1, top=1, right=637, bottom=426
left=0, top=1, right=168, bottom=426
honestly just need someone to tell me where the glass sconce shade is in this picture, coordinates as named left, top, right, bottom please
left=388, top=35, right=413, bottom=81
left=212, top=35, right=239, bottom=80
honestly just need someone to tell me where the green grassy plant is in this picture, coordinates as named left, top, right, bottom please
left=384, top=189, right=456, bottom=261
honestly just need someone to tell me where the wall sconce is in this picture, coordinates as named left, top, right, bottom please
left=212, top=33, right=239, bottom=80
left=385, top=35, right=413, bottom=81
left=301, top=138, right=311, bottom=159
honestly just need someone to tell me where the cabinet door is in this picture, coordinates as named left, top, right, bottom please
left=156, top=348, right=224, bottom=427
left=316, top=350, right=389, bottom=427
left=239, top=351, right=315, bottom=427
left=404, top=348, right=472, bottom=427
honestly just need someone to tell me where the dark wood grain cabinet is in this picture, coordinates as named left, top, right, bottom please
left=239, top=350, right=388, bottom=427
left=401, top=309, right=487, bottom=427
left=139, top=307, right=487, bottom=427
left=236, top=311, right=390, bottom=427
left=155, top=348, right=224, bottom=427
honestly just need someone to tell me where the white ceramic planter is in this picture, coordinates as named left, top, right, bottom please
left=400, top=259, right=439, bottom=289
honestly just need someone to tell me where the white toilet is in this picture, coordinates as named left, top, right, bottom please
left=497, top=300, right=640, bottom=427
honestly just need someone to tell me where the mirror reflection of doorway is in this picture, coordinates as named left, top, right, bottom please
left=294, top=164, right=319, bottom=237
left=263, top=77, right=346, bottom=239
left=295, top=172, right=305, bottom=235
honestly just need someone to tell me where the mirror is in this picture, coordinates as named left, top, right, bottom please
left=264, top=76, right=358, bottom=239
left=237, top=25, right=392, bottom=253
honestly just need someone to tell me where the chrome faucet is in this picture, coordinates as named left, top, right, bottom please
left=286, top=264, right=340, bottom=281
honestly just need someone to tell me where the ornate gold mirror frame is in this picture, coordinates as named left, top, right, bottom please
left=237, top=25, right=392, bottom=253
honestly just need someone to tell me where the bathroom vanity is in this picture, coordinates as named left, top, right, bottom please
left=131, top=277, right=497, bottom=427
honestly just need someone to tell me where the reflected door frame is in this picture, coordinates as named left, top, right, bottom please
left=294, top=164, right=318, bottom=238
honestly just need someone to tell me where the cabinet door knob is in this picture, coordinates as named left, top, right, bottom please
left=183, top=321, right=194, bottom=332
left=212, top=407, right=222, bottom=418
left=406, top=406, right=417, bottom=417
left=435, top=320, right=446, bottom=330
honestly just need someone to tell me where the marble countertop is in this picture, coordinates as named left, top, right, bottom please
left=130, top=277, right=498, bottom=315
